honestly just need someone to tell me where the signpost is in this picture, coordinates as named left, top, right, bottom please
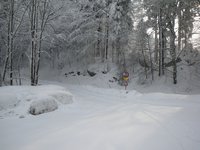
left=122, top=71, right=129, bottom=90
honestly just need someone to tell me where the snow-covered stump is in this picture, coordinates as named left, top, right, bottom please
left=29, top=97, right=58, bottom=115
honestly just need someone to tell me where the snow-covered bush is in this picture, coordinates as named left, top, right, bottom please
left=29, top=97, right=58, bottom=115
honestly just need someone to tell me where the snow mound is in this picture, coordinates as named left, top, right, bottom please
left=50, top=91, right=73, bottom=105
left=29, top=97, right=58, bottom=115
left=0, top=85, right=73, bottom=117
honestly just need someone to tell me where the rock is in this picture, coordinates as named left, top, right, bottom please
left=109, top=80, right=114, bottom=83
left=69, top=71, right=74, bottom=74
left=19, top=115, right=25, bottom=119
left=102, top=71, right=107, bottom=74
left=87, top=70, right=96, bottom=77
left=113, top=77, right=118, bottom=81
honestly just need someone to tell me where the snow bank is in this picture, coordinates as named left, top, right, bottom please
left=50, top=91, right=73, bottom=105
left=29, top=97, right=58, bottom=115
left=0, top=85, right=73, bottom=117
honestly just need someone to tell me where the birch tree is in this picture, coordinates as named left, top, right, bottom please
left=30, top=0, right=59, bottom=85
left=2, top=0, right=14, bottom=85
left=1, top=0, right=29, bottom=85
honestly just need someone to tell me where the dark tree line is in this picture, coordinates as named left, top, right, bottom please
left=0, top=0, right=199, bottom=86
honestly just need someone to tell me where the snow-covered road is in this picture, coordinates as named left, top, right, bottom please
left=1, top=84, right=200, bottom=150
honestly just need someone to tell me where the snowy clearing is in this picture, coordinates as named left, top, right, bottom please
left=0, top=84, right=200, bottom=150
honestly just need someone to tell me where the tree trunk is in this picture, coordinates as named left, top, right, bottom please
left=31, top=0, right=37, bottom=86
left=154, top=16, right=158, bottom=63
left=158, top=8, right=165, bottom=76
left=177, top=2, right=182, bottom=52
left=9, top=0, right=14, bottom=85
left=169, top=14, right=177, bottom=84
left=96, top=24, right=101, bottom=57
left=17, top=56, right=22, bottom=85
left=105, top=13, right=109, bottom=61
left=35, top=0, right=40, bottom=85
left=2, top=55, right=9, bottom=83
left=35, top=0, right=47, bottom=85
left=148, top=37, right=154, bottom=81
left=158, top=8, right=163, bottom=76
left=0, top=72, right=2, bottom=86
left=111, top=40, right=115, bottom=63
left=116, top=37, right=120, bottom=64
left=0, top=44, right=2, bottom=86
left=184, top=30, right=188, bottom=49
left=184, top=7, right=190, bottom=49
left=162, top=30, right=165, bottom=75
left=141, top=48, right=148, bottom=79
left=3, top=0, right=15, bottom=85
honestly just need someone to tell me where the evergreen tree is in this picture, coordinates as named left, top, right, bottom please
left=112, top=0, right=132, bottom=71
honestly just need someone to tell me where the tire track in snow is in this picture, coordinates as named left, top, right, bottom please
left=141, top=109, right=185, bottom=150
left=141, top=105, right=200, bottom=144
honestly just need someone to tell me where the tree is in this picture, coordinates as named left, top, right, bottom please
left=30, top=0, right=60, bottom=85
left=167, top=1, right=178, bottom=84
left=112, top=0, right=133, bottom=71
left=140, top=0, right=200, bottom=84
left=1, top=0, right=29, bottom=85
left=2, top=0, right=14, bottom=85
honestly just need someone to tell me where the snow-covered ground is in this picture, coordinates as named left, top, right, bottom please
left=0, top=83, right=200, bottom=150
left=0, top=85, right=73, bottom=117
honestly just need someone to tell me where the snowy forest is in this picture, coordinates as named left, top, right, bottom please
left=0, top=0, right=200, bottom=87
left=1, top=1, right=200, bottom=150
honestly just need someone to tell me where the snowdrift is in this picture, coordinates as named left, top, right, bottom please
left=29, top=97, right=58, bottom=115
left=0, top=85, right=73, bottom=117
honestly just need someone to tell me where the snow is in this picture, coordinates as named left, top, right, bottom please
left=0, top=83, right=200, bottom=150
left=50, top=91, right=73, bottom=105
left=0, top=85, right=73, bottom=117
left=29, top=98, right=58, bottom=115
